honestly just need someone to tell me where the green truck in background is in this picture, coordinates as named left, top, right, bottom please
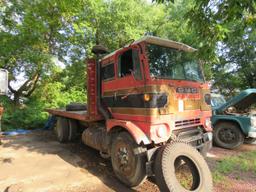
left=211, top=89, right=256, bottom=149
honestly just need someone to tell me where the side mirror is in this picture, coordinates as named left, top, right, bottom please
left=0, top=69, right=8, bottom=95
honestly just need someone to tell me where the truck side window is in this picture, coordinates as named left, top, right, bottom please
left=118, top=49, right=142, bottom=80
left=118, top=49, right=133, bottom=77
left=102, top=63, right=115, bottom=80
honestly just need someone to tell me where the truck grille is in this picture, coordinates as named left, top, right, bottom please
left=175, top=118, right=200, bottom=128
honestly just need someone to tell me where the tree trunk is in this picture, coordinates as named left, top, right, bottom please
left=8, top=72, right=40, bottom=107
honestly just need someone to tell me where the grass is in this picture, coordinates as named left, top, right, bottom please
left=213, top=151, right=256, bottom=184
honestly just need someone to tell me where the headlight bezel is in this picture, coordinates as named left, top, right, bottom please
left=251, top=116, right=256, bottom=127
left=205, top=117, right=211, bottom=128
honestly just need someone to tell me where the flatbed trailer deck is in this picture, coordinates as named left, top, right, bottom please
left=46, top=109, right=102, bottom=122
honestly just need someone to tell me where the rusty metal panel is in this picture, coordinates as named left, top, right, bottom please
left=81, top=126, right=108, bottom=152
left=87, top=59, right=103, bottom=120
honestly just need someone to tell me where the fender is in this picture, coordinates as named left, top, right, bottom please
left=106, top=119, right=151, bottom=145
left=212, top=115, right=248, bottom=135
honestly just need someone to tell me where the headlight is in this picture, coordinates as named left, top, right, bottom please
left=205, top=118, right=211, bottom=128
left=251, top=116, right=256, bottom=127
left=151, top=124, right=169, bottom=139
left=156, top=125, right=168, bottom=138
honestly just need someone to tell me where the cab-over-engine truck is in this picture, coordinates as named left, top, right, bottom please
left=47, top=36, right=213, bottom=191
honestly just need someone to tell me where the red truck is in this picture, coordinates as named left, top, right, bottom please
left=48, top=36, right=213, bottom=191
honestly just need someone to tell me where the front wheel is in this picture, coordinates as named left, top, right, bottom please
left=111, top=132, right=147, bottom=187
left=213, top=122, right=244, bottom=149
left=154, top=141, right=213, bottom=192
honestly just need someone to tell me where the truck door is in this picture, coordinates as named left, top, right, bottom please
left=101, top=47, right=145, bottom=119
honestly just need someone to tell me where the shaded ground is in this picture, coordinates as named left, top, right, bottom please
left=0, top=130, right=255, bottom=192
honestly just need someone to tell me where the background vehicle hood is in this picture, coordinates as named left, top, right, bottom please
left=216, top=89, right=256, bottom=112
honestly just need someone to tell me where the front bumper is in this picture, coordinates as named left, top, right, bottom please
left=198, top=132, right=212, bottom=157
left=248, top=127, right=256, bottom=138
left=176, top=129, right=212, bottom=157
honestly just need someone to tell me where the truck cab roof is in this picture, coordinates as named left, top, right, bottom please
left=102, top=36, right=196, bottom=60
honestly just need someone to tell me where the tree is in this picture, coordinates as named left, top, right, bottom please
left=212, top=24, right=256, bottom=96
left=0, top=0, right=82, bottom=105
left=155, top=0, right=256, bottom=94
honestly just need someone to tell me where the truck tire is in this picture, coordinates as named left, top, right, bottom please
left=244, top=138, right=256, bottom=144
left=56, top=117, right=69, bottom=143
left=66, top=103, right=87, bottom=111
left=68, top=119, right=77, bottom=141
left=154, top=141, right=212, bottom=192
left=111, top=132, right=147, bottom=187
left=213, top=122, right=244, bottom=149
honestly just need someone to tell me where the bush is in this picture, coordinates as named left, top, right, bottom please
left=0, top=82, right=86, bottom=131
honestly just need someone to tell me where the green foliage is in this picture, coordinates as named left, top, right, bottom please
left=212, top=21, right=256, bottom=96
left=212, top=170, right=226, bottom=184
left=3, top=102, right=48, bottom=130
left=34, top=82, right=86, bottom=109
left=1, top=81, right=85, bottom=130
left=157, top=0, right=256, bottom=88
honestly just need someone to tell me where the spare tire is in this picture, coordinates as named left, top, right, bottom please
left=66, top=103, right=87, bottom=111
left=154, top=141, right=212, bottom=192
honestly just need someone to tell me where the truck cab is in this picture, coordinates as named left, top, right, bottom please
left=100, top=36, right=212, bottom=151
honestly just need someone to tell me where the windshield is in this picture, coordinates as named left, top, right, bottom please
left=211, top=95, right=226, bottom=107
left=147, top=44, right=204, bottom=82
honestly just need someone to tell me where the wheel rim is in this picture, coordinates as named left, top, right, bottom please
left=174, top=155, right=200, bottom=191
left=112, top=139, right=136, bottom=178
left=219, top=127, right=237, bottom=144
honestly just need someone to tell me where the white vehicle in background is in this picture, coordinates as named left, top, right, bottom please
left=0, top=68, right=8, bottom=132
left=0, top=69, right=8, bottom=95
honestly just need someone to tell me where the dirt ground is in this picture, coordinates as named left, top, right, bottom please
left=0, top=130, right=255, bottom=192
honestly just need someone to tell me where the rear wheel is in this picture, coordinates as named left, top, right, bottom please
left=111, top=132, right=147, bottom=187
left=244, top=138, right=256, bottom=144
left=68, top=119, right=78, bottom=141
left=154, top=141, right=212, bottom=192
left=56, top=117, right=69, bottom=143
left=213, top=122, right=244, bottom=149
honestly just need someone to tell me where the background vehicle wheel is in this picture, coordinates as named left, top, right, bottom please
left=66, top=103, right=87, bottom=111
left=56, top=117, right=69, bottom=143
left=213, top=122, right=244, bottom=149
left=154, top=141, right=212, bottom=192
left=244, top=138, right=256, bottom=144
left=111, top=132, right=147, bottom=187
left=68, top=119, right=78, bottom=141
